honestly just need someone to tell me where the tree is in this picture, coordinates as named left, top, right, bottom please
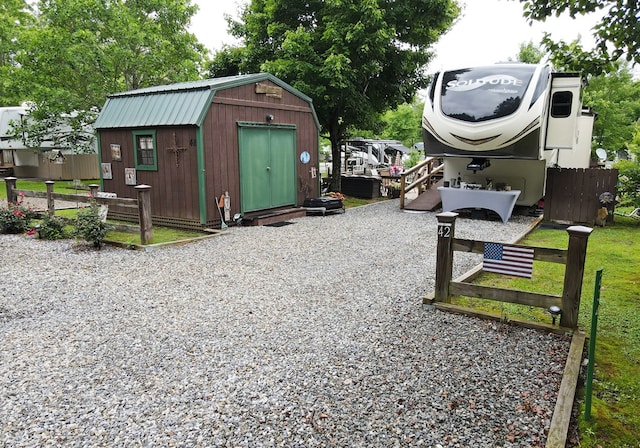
left=519, top=0, right=639, bottom=76
left=0, top=0, right=33, bottom=105
left=9, top=0, right=207, bottom=153
left=614, top=123, right=640, bottom=207
left=210, top=0, right=459, bottom=191
left=380, top=101, right=424, bottom=148
left=582, top=63, right=640, bottom=159
left=516, top=41, right=544, bottom=64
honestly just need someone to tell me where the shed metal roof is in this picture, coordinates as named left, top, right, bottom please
left=94, top=73, right=316, bottom=129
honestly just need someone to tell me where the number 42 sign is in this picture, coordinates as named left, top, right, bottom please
left=437, top=222, right=451, bottom=238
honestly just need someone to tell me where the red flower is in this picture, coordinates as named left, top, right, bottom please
left=13, top=210, right=24, bottom=217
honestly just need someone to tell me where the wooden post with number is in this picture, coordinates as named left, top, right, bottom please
left=560, top=225, right=593, bottom=328
left=434, top=212, right=458, bottom=303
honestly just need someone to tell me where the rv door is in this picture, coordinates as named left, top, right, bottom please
left=544, top=73, right=582, bottom=150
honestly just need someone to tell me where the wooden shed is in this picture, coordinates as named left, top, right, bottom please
left=93, top=73, right=320, bottom=229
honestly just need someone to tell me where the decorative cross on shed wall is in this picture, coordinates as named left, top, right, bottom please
left=166, top=132, right=187, bottom=167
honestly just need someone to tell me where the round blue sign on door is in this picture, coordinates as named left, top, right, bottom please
left=300, top=151, right=310, bottom=164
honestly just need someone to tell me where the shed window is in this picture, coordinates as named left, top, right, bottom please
left=133, top=130, right=157, bottom=170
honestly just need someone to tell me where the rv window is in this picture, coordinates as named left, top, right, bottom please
left=133, top=130, right=157, bottom=171
left=428, top=72, right=440, bottom=106
left=551, top=91, right=573, bottom=118
left=440, top=65, right=536, bottom=122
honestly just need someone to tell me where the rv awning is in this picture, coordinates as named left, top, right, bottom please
left=386, top=143, right=411, bottom=153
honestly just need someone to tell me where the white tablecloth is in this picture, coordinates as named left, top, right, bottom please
left=438, top=187, right=521, bottom=223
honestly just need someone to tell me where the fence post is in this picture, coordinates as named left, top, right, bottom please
left=135, top=184, right=153, bottom=245
left=45, top=181, right=55, bottom=216
left=399, top=173, right=406, bottom=210
left=434, top=212, right=458, bottom=303
left=5, top=177, right=17, bottom=203
left=560, top=225, right=593, bottom=328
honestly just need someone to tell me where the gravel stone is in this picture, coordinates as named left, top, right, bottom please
left=0, top=200, right=570, bottom=447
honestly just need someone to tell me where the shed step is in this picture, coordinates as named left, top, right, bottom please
left=243, top=208, right=307, bottom=226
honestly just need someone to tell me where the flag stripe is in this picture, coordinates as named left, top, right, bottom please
left=483, top=243, right=534, bottom=278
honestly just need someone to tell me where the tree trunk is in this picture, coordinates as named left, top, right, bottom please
left=328, top=116, right=343, bottom=192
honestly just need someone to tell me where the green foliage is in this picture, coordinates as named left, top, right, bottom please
left=0, top=201, right=34, bottom=234
left=73, top=206, right=108, bottom=248
left=211, top=0, right=459, bottom=190
left=583, top=64, right=640, bottom=156
left=404, top=149, right=422, bottom=169
left=516, top=40, right=544, bottom=63
left=0, top=0, right=34, bottom=105
left=614, top=125, right=640, bottom=207
left=520, top=0, right=639, bottom=75
left=37, top=214, right=68, bottom=240
left=380, top=101, right=424, bottom=148
left=5, top=0, right=207, bottom=152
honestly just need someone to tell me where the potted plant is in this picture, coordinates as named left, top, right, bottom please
left=388, top=181, right=402, bottom=198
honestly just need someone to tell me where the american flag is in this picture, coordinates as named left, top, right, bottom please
left=483, top=243, right=534, bottom=278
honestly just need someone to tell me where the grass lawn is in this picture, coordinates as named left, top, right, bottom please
left=0, top=179, right=99, bottom=197
left=451, top=212, right=640, bottom=447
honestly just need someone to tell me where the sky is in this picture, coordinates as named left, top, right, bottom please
left=188, top=0, right=605, bottom=74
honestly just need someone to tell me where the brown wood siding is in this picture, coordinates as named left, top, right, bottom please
left=99, top=127, right=200, bottom=221
left=98, top=79, right=318, bottom=229
left=202, top=80, right=319, bottom=225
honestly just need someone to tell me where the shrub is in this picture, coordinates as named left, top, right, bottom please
left=73, top=206, right=109, bottom=248
left=0, top=202, right=34, bottom=234
left=38, top=215, right=68, bottom=240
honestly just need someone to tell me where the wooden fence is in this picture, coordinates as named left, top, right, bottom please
left=428, top=212, right=592, bottom=329
left=4, top=177, right=153, bottom=245
left=544, top=167, right=618, bottom=225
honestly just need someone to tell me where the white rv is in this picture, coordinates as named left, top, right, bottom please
left=422, top=63, right=595, bottom=206
left=0, top=106, right=99, bottom=179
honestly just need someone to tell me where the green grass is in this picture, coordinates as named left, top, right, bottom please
left=451, top=213, right=640, bottom=447
left=342, top=195, right=387, bottom=208
left=104, top=224, right=208, bottom=246
left=0, top=179, right=100, bottom=199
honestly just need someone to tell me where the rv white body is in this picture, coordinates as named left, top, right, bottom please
left=422, top=63, right=594, bottom=206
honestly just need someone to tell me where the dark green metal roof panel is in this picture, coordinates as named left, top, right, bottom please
left=94, top=89, right=211, bottom=129
left=94, top=73, right=317, bottom=130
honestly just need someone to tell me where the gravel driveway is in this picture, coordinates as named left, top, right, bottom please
left=0, top=200, right=569, bottom=447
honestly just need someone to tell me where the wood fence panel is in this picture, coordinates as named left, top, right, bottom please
left=544, top=168, right=618, bottom=225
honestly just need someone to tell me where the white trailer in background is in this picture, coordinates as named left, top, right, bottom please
left=0, top=106, right=99, bottom=179
left=422, top=63, right=595, bottom=206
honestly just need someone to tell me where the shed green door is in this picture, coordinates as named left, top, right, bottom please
left=239, top=125, right=297, bottom=213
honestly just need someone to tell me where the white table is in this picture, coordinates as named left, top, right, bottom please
left=438, top=187, right=521, bottom=223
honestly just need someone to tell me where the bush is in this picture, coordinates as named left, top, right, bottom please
left=73, top=206, right=109, bottom=248
left=38, top=215, right=68, bottom=240
left=615, top=159, right=640, bottom=208
left=0, top=202, right=34, bottom=234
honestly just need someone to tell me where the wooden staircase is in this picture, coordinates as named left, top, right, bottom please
left=403, top=178, right=444, bottom=212
left=399, top=157, right=444, bottom=211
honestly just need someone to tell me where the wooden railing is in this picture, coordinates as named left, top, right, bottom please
left=399, top=157, right=444, bottom=209
left=428, top=212, right=592, bottom=329
left=4, top=177, right=153, bottom=245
